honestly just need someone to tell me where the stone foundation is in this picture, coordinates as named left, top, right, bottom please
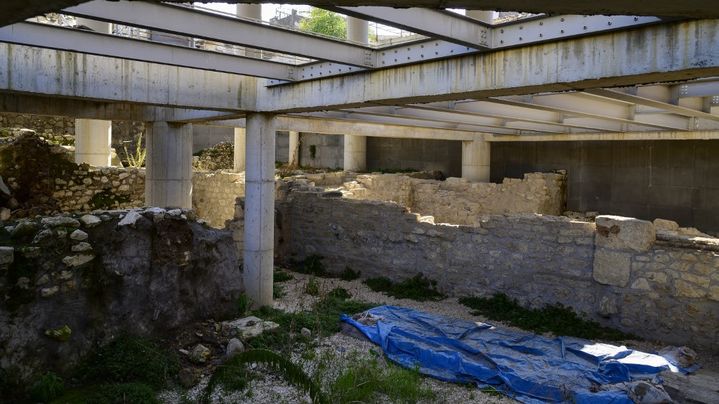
left=192, top=171, right=245, bottom=228
left=0, top=208, right=242, bottom=380
left=232, top=181, right=719, bottom=350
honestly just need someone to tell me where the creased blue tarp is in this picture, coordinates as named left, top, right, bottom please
left=341, top=305, right=686, bottom=403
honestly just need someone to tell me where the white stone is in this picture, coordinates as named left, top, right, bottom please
left=222, top=316, right=280, bottom=339
left=593, top=249, right=632, bottom=287
left=70, top=229, right=88, bottom=241
left=225, top=338, right=244, bottom=358
left=631, top=278, right=651, bottom=291
left=595, top=215, right=655, bottom=252
left=71, top=242, right=93, bottom=253
left=189, top=344, right=211, bottom=364
left=167, top=209, right=182, bottom=217
left=117, top=210, right=143, bottom=227
left=653, top=218, right=679, bottom=232
left=41, top=286, right=59, bottom=297
left=145, top=207, right=166, bottom=216
left=0, top=208, right=11, bottom=221
left=79, top=214, right=101, bottom=227
left=41, top=216, right=80, bottom=228
left=62, top=254, right=95, bottom=267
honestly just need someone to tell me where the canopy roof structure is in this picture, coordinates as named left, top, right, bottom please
left=0, top=0, right=717, bottom=141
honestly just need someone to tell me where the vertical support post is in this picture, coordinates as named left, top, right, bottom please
left=344, top=17, right=369, bottom=172
left=74, top=119, right=112, bottom=167
left=145, top=122, right=193, bottom=208
left=234, top=127, right=246, bottom=172
left=243, top=113, right=276, bottom=308
left=288, top=131, right=300, bottom=167
left=461, top=140, right=490, bottom=182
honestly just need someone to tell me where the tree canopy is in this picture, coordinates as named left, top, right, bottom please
left=299, top=8, right=347, bottom=39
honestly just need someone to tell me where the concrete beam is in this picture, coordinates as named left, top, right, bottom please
left=0, top=22, right=294, bottom=80
left=65, top=1, right=374, bottom=67
left=0, top=43, right=256, bottom=111
left=257, top=20, right=719, bottom=112
left=4, top=0, right=718, bottom=29
left=485, top=130, right=719, bottom=142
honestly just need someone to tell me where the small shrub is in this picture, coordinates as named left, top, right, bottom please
left=76, top=335, right=180, bottom=389
left=274, top=269, right=294, bottom=283
left=296, top=255, right=328, bottom=277
left=273, top=283, right=286, bottom=299
left=123, top=133, right=147, bottom=168
left=459, top=294, right=639, bottom=341
left=236, top=293, right=250, bottom=316
left=305, top=277, right=320, bottom=297
left=29, top=372, right=64, bottom=402
left=339, top=267, right=360, bottom=281
left=364, top=274, right=445, bottom=301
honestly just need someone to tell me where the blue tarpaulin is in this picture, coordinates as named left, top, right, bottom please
left=341, top=305, right=687, bottom=403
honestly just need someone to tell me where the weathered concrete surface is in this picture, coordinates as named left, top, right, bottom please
left=0, top=44, right=257, bottom=111
left=0, top=209, right=242, bottom=380
left=259, top=20, right=719, bottom=112
left=2, top=0, right=717, bottom=29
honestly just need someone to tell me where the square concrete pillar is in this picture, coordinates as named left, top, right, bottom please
left=234, top=127, right=246, bottom=172
left=145, top=122, right=193, bottom=209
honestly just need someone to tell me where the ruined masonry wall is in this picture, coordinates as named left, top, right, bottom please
left=51, top=167, right=145, bottom=212
left=272, top=189, right=719, bottom=350
left=192, top=171, right=245, bottom=228
left=342, top=172, right=566, bottom=225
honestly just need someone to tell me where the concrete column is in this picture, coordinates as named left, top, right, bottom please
left=75, top=119, right=112, bottom=167
left=145, top=122, right=193, bottom=208
left=74, top=18, right=112, bottom=34
left=344, top=18, right=369, bottom=173
left=461, top=140, right=490, bottom=182
left=234, top=127, right=246, bottom=172
left=343, top=135, right=367, bottom=172
left=465, top=10, right=495, bottom=24
left=288, top=131, right=300, bottom=167
left=243, top=113, right=276, bottom=308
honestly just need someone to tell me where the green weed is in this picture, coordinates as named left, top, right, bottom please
left=459, top=294, right=639, bottom=341
left=305, top=277, right=320, bottom=296
left=364, top=274, right=445, bottom=301
left=339, top=267, right=360, bottom=281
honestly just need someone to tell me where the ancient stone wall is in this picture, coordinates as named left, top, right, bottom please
left=52, top=167, right=145, bottom=212
left=192, top=171, right=245, bottom=228
left=342, top=171, right=566, bottom=225
left=0, top=208, right=242, bottom=380
left=254, top=185, right=719, bottom=350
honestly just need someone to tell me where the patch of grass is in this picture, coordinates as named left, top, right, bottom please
left=291, top=255, right=328, bottom=277
left=305, top=277, right=320, bottom=296
left=236, top=293, right=250, bottom=316
left=274, top=269, right=293, bottom=283
left=54, top=382, right=158, bottom=404
left=273, top=283, right=286, bottom=299
left=75, top=335, right=179, bottom=389
left=247, top=293, right=374, bottom=352
left=327, top=287, right=350, bottom=300
left=364, top=274, right=445, bottom=301
left=29, top=372, right=65, bottom=403
left=459, top=294, right=639, bottom=341
left=328, top=356, right=435, bottom=404
left=339, top=267, right=360, bottom=281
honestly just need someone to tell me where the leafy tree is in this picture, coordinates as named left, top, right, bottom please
left=299, top=8, right=346, bottom=39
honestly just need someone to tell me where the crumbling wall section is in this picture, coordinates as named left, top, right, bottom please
left=0, top=208, right=242, bottom=380
left=265, top=186, right=718, bottom=350
left=192, top=171, right=245, bottom=228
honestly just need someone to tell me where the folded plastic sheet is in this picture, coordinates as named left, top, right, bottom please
left=341, top=305, right=686, bottom=403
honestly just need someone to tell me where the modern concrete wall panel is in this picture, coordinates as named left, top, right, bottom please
left=366, top=137, right=462, bottom=177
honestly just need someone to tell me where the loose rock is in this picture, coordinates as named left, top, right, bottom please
left=79, top=214, right=102, bottom=227
left=226, top=338, right=244, bottom=358
left=41, top=216, right=80, bottom=228
left=189, top=344, right=211, bottom=364
left=70, top=229, right=88, bottom=241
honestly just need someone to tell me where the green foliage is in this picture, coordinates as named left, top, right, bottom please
left=328, top=357, right=435, bottom=404
left=364, top=274, right=445, bottom=301
left=291, top=254, right=328, bottom=277
left=274, top=269, right=294, bottom=283
left=308, top=144, right=318, bottom=159
left=327, top=287, right=351, bottom=300
left=29, top=372, right=65, bottom=403
left=76, top=335, right=179, bottom=389
left=203, top=349, right=327, bottom=404
left=273, top=283, right=286, bottom=299
left=339, top=266, right=360, bottom=281
left=299, top=8, right=346, bottom=39
left=305, top=277, right=320, bottom=296
left=122, top=133, right=147, bottom=168
left=236, top=293, right=250, bottom=316
left=55, top=383, right=158, bottom=404
left=459, top=294, right=639, bottom=341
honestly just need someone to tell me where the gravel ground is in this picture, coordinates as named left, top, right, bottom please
left=159, top=271, right=718, bottom=404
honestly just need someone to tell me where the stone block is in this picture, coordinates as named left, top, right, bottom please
left=593, top=249, right=632, bottom=287
left=674, top=280, right=706, bottom=298
left=0, top=246, right=14, bottom=265
left=595, top=215, right=655, bottom=252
